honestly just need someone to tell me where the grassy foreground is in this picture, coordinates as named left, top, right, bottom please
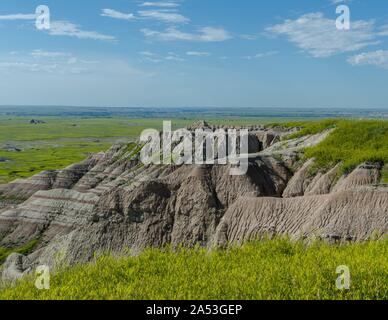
left=0, top=239, right=387, bottom=300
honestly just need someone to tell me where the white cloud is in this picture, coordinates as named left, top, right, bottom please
left=139, top=51, right=162, bottom=62
left=165, top=53, right=185, bottom=61
left=101, top=7, right=188, bottom=24
left=141, top=26, right=231, bottom=42
left=0, top=52, right=145, bottom=76
left=67, top=57, right=78, bottom=64
left=240, top=34, right=259, bottom=41
left=186, top=51, right=210, bottom=56
left=138, top=10, right=189, bottom=24
left=330, top=0, right=352, bottom=4
left=139, top=51, right=186, bottom=62
left=266, top=12, right=378, bottom=58
left=48, top=21, right=115, bottom=41
left=139, top=2, right=180, bottom=8
left=140, top=51, right=157, bottom=56
left=101, top=9, right=135, bottom=21
left=0, top=11, right=115, bottom=42
left=0, top=13, right=36, bottom=20
left=348, top=50, right=388, bottom=69
left=378, top=25, right=388, bottom=36
left=142, top=57, right=162, bottom=63
left=243, top=51, right=278, bottom=60
left=0, top=60, right=81, bottom=74
left=0, top=62, right=39, bottom=70
left=31, top=50, right=71, bottom=58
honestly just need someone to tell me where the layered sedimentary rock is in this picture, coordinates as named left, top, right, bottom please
left=0, top=125, right=387, bottom=281
left=0, top=153, right=103, bottom=200
left=214, top=189, right=388, bottom=246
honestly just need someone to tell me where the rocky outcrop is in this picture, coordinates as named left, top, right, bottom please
left=255, top=130, right=281, bottom=149
left=0, top=125, right=387, bottom=281
left=283, top=159, right=315, bottom=198
left=0, top=153, right=103, bottom=200
left=332, top=163, right=381, bottom=192
left=305, top=165, right=340, bottom=196
left=1, top=253, right=32, bottom=283
left=214, top=189, right=388, bottom=245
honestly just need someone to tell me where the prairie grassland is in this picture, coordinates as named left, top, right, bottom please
left=0, top=239, right=386, bottom=300
left=0, top=117, right=186, bottom=183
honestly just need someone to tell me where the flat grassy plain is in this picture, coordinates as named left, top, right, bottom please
left=0, top=117, right=171, bottom=183
left=0, top=239, right=386, bottom=300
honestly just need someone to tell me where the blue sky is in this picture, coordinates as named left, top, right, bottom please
left=0, top=0, right=387, bottom=108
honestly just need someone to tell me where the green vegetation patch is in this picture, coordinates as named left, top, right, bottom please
left=381, top=165, right=388, bottom=184
left=286, top=119, right=339, bottom=139
left=272, top=119, right=388, bottom=175
left=304, top=120, right=388, bottom=174
left=0, top=239, right=387, bottom=300
left=0, top=239, right=40, bottom=265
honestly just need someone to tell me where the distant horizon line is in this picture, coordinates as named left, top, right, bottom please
left=1, top=105, right=388, bottom=110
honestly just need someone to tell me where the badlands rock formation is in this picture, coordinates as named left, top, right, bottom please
left=0, top=124, right=387, bottom=281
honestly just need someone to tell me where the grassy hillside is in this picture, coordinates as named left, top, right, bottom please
left=0, top=239, right=387, bottom=300
left=276, top=119, right=388, bottom=175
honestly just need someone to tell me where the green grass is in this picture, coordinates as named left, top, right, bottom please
left=285, top=119, right=339, bottom=139
left=0, top=239, right=386, bottom=300
left=381, top=165, right=388, bottom=184
left=0, top=143, right=113, bottom=184
left=271, top=119, right=388, bottom=175
left=0, top=239, right=40, bottom=265
left=303, top=120, right=388, bottom=174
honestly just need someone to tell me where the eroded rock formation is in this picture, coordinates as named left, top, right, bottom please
left=0, top=125, right=387, bottom=281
